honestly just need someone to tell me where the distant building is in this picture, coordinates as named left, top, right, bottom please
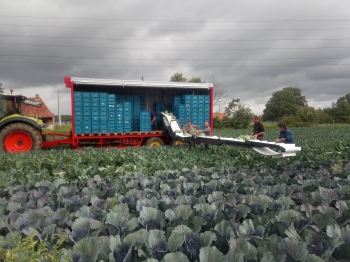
left=21, top=94, right=55, bottom=127
left=213, top=113, right=226, bottom=119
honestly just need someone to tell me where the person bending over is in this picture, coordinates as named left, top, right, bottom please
left=275, top=122, right=295, bottom=144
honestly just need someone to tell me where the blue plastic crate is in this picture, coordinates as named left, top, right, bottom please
left=99, top=100, right=107, bottom=107
left=99, top=127, right=108, bottom=133
left=182, top=95, right=192, bottom=104
left=173, top=96, right=181, bottom=104
left=99, top=92, right=107, bottom=99
left=99, top=115, right=107, bottom=121
left=74, top=91, right=83, bottom=99
left=82, top=92, right=91, bottom=99
left=140, top=127, right=151, bottom=132
left=90, top=100, right=99, bottom=107
left=74, top=111, right=83, bottom=117
left=74, top=100, right=83, bottom=107
left=90, top=92, right=99, bottom=98
left=89, top=115, right=98, bottom=122
left=108, top=94, right=116, bottom=100
left=82, top=99, right=90, bottom=107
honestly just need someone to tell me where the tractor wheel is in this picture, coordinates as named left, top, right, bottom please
left=0, top=123, right=43, bottom=153
left=145, top=137, right=164, bottom=147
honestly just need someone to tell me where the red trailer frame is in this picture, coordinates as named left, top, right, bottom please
left=42, top=77, right=214, bottom=150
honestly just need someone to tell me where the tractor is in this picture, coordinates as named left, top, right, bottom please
left=0, top=92, right=44, bottom=152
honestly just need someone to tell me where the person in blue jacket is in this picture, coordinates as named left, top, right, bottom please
left=275, top=122, right=295, bottom=143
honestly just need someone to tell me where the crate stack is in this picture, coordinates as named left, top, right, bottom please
left=172, top=96, right=181, bottom=113
left=98, top=93, right=108, bottom=133
left=73, top=91, right=83, bottom=134
left=82, top=92, right=91, bottom=134
left=140, top=111, right=151, bottom=132
left=171, top=95, right=210, bottom=130
left=115, top=104, right=123, bottom=132
left=107, top=94, right=116, bottom=133
left=204, top=95, right=210, bottom=126
left=90, top=92, right=100, bottom=134
left=174, top=104, right=186, bottom=126
left=123, top=102, right=132, bottom=132
left=133, top=96, right=141, bottom=131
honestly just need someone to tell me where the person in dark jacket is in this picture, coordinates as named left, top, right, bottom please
left=250, top=115, right=265, bottom=140
left=151, top=111, right=158, bottom=130
left=275, top=122, right=295, bottom=143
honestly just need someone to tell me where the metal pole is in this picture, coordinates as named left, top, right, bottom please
left=57, top=90, right=61, bottom=126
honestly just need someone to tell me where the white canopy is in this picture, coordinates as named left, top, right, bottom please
left=66, top=77, right=213, bottom=90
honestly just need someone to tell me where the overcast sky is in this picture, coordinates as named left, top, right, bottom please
left=1, top=0, right=349, bottom=115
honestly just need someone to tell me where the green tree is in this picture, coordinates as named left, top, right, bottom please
left=263, top=87, right=307, bottom=122
left=330, top=94, right=350, bottom=123
left=224, top=99, right=253, bottom=129
left=315, top=109, right=333, bottom=124
left=296, top=106, right=318, bottom=125
left=170, top=72, right=187, bottom=82
left=0, top=83, right=3, bottom=93
left=188, top=77, right=203, bottom=83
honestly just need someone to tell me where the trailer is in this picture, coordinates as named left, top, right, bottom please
left=56, top=77, right=214, bottom=149
left=0, top=77, right=301, bottom=157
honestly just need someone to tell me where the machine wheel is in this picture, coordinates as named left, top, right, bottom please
left=145, top=137, right=164, bottom=147
left=0, top=123, right=43, bottom=152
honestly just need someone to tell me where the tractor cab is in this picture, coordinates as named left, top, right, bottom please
left=0, top=93, right=42, bottom=121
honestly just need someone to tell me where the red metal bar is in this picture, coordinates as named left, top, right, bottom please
left=210, top=86, right=214, bottom=135
left=41, top=132, right=73, bottom=148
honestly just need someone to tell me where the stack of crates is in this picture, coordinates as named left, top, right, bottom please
left=115, top=104, right=123, bottom=132
left=91, top=92, right=100, bottom=133
left=204, top=95, right=210, bottom=123
left=155, top=101, right=165, bottom=112
left=172, top=96, right=181, bottom=113
left=133, top=96, right=141, bottom=131
left=99, top=93, right=108, bottom=133
left=198, top=95, right=205, bottom=129
left=108, top=94, right=116, bottom=132
left=123, top=102, right=131, bottom=132
left=74, top=91, right=83, bottom=134
left=82, top=92, right=91, bottom=134
left=191, top=95, right=199, bottom=126
left=172, top=95, right=210, bottom=130
left=140, top=111, right=151, bottom=132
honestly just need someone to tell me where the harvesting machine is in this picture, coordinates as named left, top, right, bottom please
left=0, top=77, right=301, bottom=157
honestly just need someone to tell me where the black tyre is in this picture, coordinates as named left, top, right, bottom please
left=145, top=137, right=164, bottom=147
left=0, top=123, right=43, bottom=152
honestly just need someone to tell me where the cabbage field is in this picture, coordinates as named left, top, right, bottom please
left=0, top=126, right=350, bottom=261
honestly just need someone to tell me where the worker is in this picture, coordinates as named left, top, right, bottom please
left=250, top=115, right=265, bottom=140
left=183, top=120, right=198, bottom=135
left=197, top=121, right=211, bottom=136
left=151, top=111, right=158, bottom=130
left=197, top=121, right=211, bottom=148
left=275, top=122, right=295, bottom=144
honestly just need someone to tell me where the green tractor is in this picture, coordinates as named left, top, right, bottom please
left=0, top=93, right=44, bottom=152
